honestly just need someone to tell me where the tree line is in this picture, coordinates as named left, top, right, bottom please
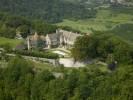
left=0, top=12, right=57, bottom=38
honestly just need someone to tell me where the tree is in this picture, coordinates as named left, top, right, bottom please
left=17, top=25, right=30, bottom=38
left=0, top=25, right=16, bottom=38
left=3, top=57, right=34, bottom=99
left=31, top=70, right=55, bottom=100
left=72, top=33, right=133, bottom=63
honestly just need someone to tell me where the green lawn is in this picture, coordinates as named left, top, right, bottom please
left=0, top=37, right=23, bottom=48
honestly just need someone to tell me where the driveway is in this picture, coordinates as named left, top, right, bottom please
left=59, top=58, right=85, bottom=68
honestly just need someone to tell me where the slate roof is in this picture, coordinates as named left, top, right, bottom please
left=47, top=33, right=60, bottom=42
left=46, top=29, right=81, bottom=45
left=59, top=29, right=81, bottom=43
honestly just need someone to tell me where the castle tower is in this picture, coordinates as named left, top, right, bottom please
left=27, top=37, right=31, bottom=50
left=33, top=32, right=39, bottom=41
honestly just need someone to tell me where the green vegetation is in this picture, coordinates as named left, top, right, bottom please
left=0, top=1, right=133, bottom=100
left=111, top=23, right=133, bottom=42
left=72, top=33, right=133, bottom=63
left=0, top=12, right=85, bottom=39
left=12, top=50, right=59, bottom=59
left=57, top=8, right=133, bottom=33
left=57, top=8, right=133, bottom=42
left=0, top=0, right=96, bottom=23
left=0, top=37, right=22, bottom=48
left=0, top=13, right=30, bottom=38
left=0, top=57, right=132, bottom=100
left=31, top=61, right=54, bottom=71
left=0, top=12, right=57, bottom=39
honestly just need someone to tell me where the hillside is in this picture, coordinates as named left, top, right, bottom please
left=0, top=0, right=132, bottom=23
left=57, top=7, right=133, bottom=42
left=0, top=0, right=96, bottom=23
left=0, top=0, right=132, bottom=42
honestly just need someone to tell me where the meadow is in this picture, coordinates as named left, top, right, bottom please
left=0, top=37, right=23, bottom=48
left=57, top=9, right=133, bottom=33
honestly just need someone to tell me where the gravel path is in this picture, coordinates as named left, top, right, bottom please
left=59, top=58, right=85, bottom=68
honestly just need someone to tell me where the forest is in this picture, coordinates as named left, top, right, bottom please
left=0, top=56, right=132, bottom=100
left=0, top=0, right=96, bottom=23
left=0, top=12, right=57, bottom=38
left=72, top=33, right=133, bottom=63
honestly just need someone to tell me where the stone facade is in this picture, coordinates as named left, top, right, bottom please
left=27, top=29, right=82, bottom=50
left=110, top=0, right=128, bottom=4
left=46, top=29, right=82, bottom=48
left=27, top=32, right=45, bottom=50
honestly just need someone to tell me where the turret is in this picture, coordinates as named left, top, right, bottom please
left=27, top=37, right=31, bottom=50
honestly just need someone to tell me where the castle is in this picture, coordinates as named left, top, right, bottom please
left=27, top=29, right=82, bottom=50
left=110, top=0, right=130, bottom=4
left=27, top=32, right=45, bottom=50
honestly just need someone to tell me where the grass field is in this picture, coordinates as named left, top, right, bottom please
left=56, top=9, right=133, bottom=33
left=0, top=37, right=23, bottom=48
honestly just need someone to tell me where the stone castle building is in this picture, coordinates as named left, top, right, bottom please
left=27, top=32, right=45, bottom=50
left=110, top=0, right=130, bottom=4
left=27, top=29, right=82, bottom=50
